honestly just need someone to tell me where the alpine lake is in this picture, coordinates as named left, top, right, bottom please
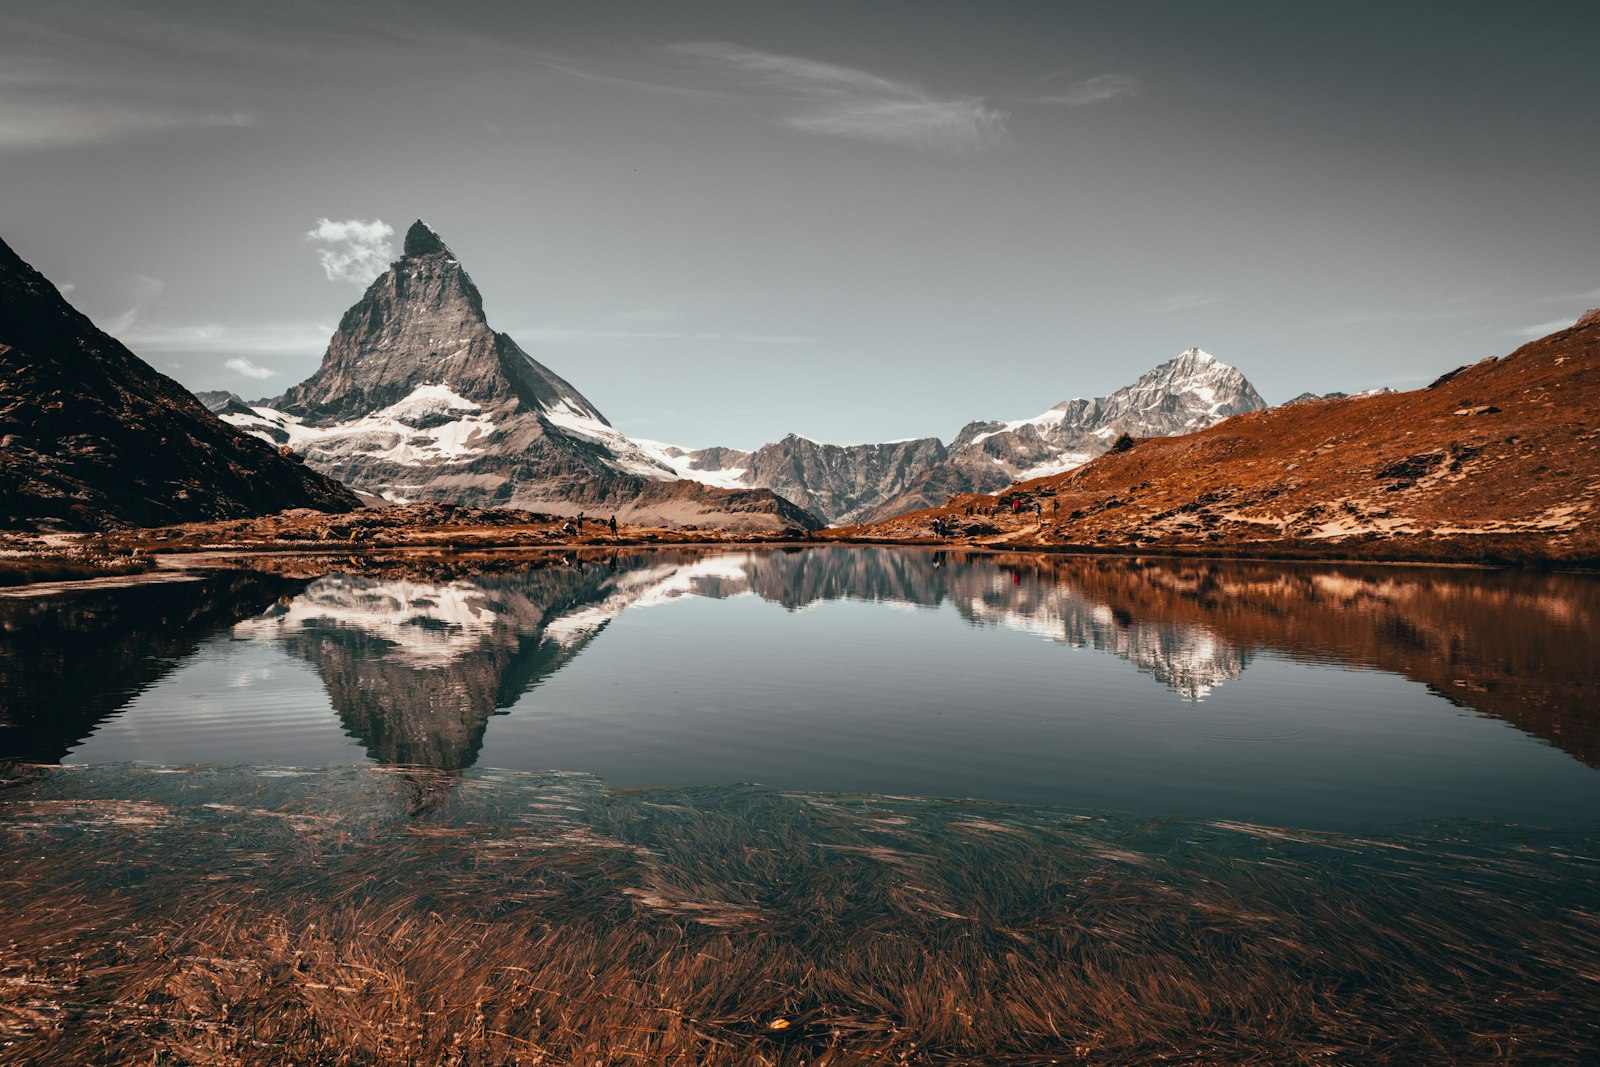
left=2, top=546, right=1597, bottom=1064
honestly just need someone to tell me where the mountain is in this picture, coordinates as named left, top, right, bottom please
left=0, top=236, right=359, bottom=531
left=661, top=347, right=1267, bottom=525
left=846, top=311, right=1600, bottom=566
left=223, top=221, right=817, bottom=533
left=862, top=347, right=1266, bottom=521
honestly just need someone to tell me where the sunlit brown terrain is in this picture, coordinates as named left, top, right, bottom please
left=836, top=314, right=1600, bottom=565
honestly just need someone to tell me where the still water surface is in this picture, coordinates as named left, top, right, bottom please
left=5, top=547, right=1596, bottom=830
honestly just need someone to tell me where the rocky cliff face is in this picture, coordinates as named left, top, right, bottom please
left=665, top=347, right=1267, bottom=525
left=733, top=435, right=949, bottom=525
left=225, top=221, right=818, bottom=533
left=0, top=236, right=359, bottom=531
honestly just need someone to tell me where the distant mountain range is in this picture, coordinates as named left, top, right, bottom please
left=657, top=347, right=1266, bottom=524
left=208, top=220, right=1270, bottom=526
left=0, top=236, right=356, bottom=531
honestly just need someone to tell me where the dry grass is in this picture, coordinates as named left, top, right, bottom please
left=1, top=765, right=1596, bottom=1065
left=0, top=549, right=151, bottom=587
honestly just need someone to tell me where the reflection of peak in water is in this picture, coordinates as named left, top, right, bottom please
left=949, top=567, right=1247, bottom=700
left=236, top=577, right=503, bottom=668
left=1033, top=555, right=1600, bottom=767
left=243, top=564, right=633, bottom=770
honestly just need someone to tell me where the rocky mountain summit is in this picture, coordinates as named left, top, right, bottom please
left=224, top=221, right=817, bottom=533
left=663, top=347, right=1267, bottom=525
left=0, top=236, right=358, bottom=531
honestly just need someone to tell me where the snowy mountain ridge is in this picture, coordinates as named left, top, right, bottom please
left=210, top=220, right=1264, bottom=528
left=219, top=221, right=817, bottom=532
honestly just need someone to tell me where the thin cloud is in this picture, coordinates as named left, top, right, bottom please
left=665, top=41, right=1007, bottom=153
left=1317, top=308, right=1482, bottom=327
left=104, top=274, right=166, bottom=335
left=1540, top=287, right=1600, bottom=303
left=119, top=321, right=335, bottom=354
left=1030, top=73, right=1139, bottom=107
left=225, top=357, right=276, bottom=380
left=0, top=100, right=252, bottom=151
left=306, top=218, right=394, bottom=286
left=534, top=59, right=729, bottom=101
left=1506, top=317, right=1579, bottom=339
left=1144, top=292, right=1217, bottom=315
left=517, top=325, right=817, bottom=345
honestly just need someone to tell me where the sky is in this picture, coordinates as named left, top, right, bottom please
left=3, top=0, right=1598, bottom=450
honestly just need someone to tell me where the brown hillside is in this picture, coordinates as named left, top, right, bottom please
left=836, top=315, right=1600, bottom=565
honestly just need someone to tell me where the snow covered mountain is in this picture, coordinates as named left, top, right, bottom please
left=210, top=221, right=1261, bottom=529
left=656, top=347, right=1267, bottom=525
left=221, top=221, right=817, bottom=532
left=857, top=347, right=1266, bottom=522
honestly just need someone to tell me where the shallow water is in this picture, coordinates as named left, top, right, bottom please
left=3, top=547, right=1599, bottom=1062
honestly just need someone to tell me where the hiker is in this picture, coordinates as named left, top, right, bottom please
left=608, top=515, right=618, bottom=534
left=561, top=520, right=575, bottom=536
left=575, top=512, right=584, bottom=532
left=1012, top=498, right=1021, bottom=514
left=1052, top=499, right=1059, bottom=515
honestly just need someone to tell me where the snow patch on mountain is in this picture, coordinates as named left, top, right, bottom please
left=223, top=382, right=496, bottom=471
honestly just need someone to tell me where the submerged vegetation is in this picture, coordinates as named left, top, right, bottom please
left=1, top=765, right=1596, bottom=1065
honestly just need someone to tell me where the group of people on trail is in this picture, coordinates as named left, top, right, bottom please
left=561, top=512, right=621, bottom=537
left=939, top=494, right=1060, bottom=535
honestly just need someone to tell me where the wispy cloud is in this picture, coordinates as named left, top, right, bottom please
left=515, top=325, right=816, bottom=345
left=1030, top=73, right=1139, bottom=107
left=104, top=274, right=166, bottom=335
left=664, top=41, right=1007, bottom=153
left=1506, top=317, right=1579, bottom=339
left=224, top=357, right=276, bottom=380
left=118, top=321, right=334, bottom=354
left=0, top=99, right=252, bottom=151
left=1540, top=287, right=1600, bottom=303
left=1143, top=292, right=1217, bottom=315
left=306, top=218, right=394, bottom=285
left=1316, top=308, right=1482, bottom=328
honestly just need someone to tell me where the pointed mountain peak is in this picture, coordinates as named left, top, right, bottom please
left=403, top=219, right=451, bottom=257
left=1177, top=347, right=1215, bottom=363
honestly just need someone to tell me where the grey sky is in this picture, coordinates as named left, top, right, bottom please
left=4, top=0, right=1597, bottom=449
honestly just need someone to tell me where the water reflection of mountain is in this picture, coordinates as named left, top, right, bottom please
left=1013, top=554, right=1600, bottom=767
left=0, top=574, right=303, bottom=762
left=3, top=548, right=1594, bottom=772
left=237, top=562, right=634, bottom=770
left=732, top=548, right=1247, bottom=699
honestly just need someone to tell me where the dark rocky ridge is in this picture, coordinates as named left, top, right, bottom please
left=0, top=236, right=359, bottom=531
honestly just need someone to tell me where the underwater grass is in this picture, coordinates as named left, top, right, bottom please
left=0, top=765, right=1596, bottom=1065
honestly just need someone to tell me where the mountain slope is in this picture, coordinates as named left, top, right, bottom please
left=677, top=347, right=1264, bottom=525
left=225, top=222, right=817, bottom=533
left=843, top=312, right=1600, bottom=565
left=0, top=236, right=359, bottom=531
